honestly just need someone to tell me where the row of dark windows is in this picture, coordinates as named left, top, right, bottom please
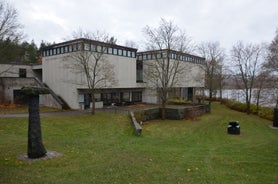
left=43, top=43, right=136, bottom=58
left=137, top=52, right=205, bottom=64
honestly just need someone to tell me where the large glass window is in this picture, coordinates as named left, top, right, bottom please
left=123, top=50, right=127, bottom=56
left=132, top=92, right=142, bottom=102
left=118, top=49, right=122, bottom=56
left=57, top=47, right=60, bottom=54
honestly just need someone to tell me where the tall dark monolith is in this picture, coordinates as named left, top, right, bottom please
left=273, top=107, right=278, bottom=127
left=21, top=87, right=49, bottom=159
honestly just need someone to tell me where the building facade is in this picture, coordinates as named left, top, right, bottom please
left=0, top=38, right=205, bottom=109
left=137, top=49, right=205, bottom=104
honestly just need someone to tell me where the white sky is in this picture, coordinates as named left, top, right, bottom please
left=9, top=0, right=278, bottom=52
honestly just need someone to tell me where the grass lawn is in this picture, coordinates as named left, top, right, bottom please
left=0, top=102, right=278, bottom=184
left=0, top=105, right=65, bottom=114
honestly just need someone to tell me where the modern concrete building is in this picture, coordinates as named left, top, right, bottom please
left=0, top=38, right=205, bottom=109
left=137, top=49, right=205, bottom=104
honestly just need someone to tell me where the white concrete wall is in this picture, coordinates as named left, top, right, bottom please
left=42, top=52, right=137, bottom=109
left=0, top=64, right=36, bottom=78
left=141, top=59, right=205, bottom=103
left=106, top=54, right=137, bottom=88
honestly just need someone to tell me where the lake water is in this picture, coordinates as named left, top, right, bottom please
left=204, top=89, right=278, bottom=107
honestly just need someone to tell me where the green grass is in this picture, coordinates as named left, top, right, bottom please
left=0, top=105, right=67, bottom=114
left=0, top=103, right=278, bottom=184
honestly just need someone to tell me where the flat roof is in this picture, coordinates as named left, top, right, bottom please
left=43, top=38, right=138, bottom=52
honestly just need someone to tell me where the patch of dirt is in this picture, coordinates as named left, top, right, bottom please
left=17, top=151, right=64, bottom=162
left=0, top=103, right=21, bottom=108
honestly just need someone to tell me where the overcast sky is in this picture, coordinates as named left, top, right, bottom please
left=9, top=0, right=278, bottom=52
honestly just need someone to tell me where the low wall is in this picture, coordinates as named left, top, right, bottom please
left=129, top=111, right=142, bottom=136
left=133, top=104, right=210, bottom=122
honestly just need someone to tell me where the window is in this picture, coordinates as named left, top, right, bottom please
left=84, top=43, right=90, bottom=51
left=127, top=51, right=131, bottom=57
left=65, top=46, right=68, bottom=53
left=97, top=45, right=102, bottom=52
left=49, top=49, right=53, bottom=55
left=108, top=47, right=113, bottom=54
left=103, top=47, right=107, bottom=53
left=118, top=49, right=122, bottom=56
left=72, top=44, right=77, bottom=51
left=156, top=53, right=161, bottom=59
left=132, top=92, right=142, bottom=102
left=90, top=44, right=95, bottom=51
left=69, top=45, right=72, bottom=52
left=143, top=54, right=147, bottom=60
left=53, top=48, right=56, bottom=55
left=19, top=68, right=26, bottom=78
left=131, top=51, right=135, bottom=58
left=61, top=47, right=64, bottom=54
left=138, top=55, right=142, bottom=60
left=57, top=47, right=60, bottom=54
left=162, top=52, right=167, bottom=58
left=77, top=43, right=82, bottom=51
left=136, top=60, right=143, bottom=82
left=123, top=50, right=127, bottom=56
left=113, top=48, right=118, bottom=55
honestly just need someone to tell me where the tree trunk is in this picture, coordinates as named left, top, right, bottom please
left=27, top=95, right=47, bottom=158
left=91, top=92, right=95, bottom=115
left=161, top=102, right=166, bottom=120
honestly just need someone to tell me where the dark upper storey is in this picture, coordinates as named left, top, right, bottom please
left=137, top=49, right=205, bottom=65
left=42, top=38, right=138, bottom=58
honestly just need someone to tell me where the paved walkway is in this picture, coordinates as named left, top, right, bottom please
left=0, top=110, right=91, bottom=118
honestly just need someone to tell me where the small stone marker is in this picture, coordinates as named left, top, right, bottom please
left=21, top=87, right=50, bottom=159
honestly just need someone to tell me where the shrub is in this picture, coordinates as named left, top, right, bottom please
left=221, top=99, right=274, bottom=121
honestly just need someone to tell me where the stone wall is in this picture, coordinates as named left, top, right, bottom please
left=133, top=104, right=210, bottom=122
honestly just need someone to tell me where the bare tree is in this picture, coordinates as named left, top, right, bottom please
left=69, top=29, right=117, bottom=114
left=230, top=41, right=262, bottom=114
left=125, top=40, right=138, bottom=48
left=0, top=0, right=23, bottom=41
left=143, top=18, right=194, bottom=119
left=197, top=42, right=225, bottom=103
left=264, top=29, right=278, bottom=74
